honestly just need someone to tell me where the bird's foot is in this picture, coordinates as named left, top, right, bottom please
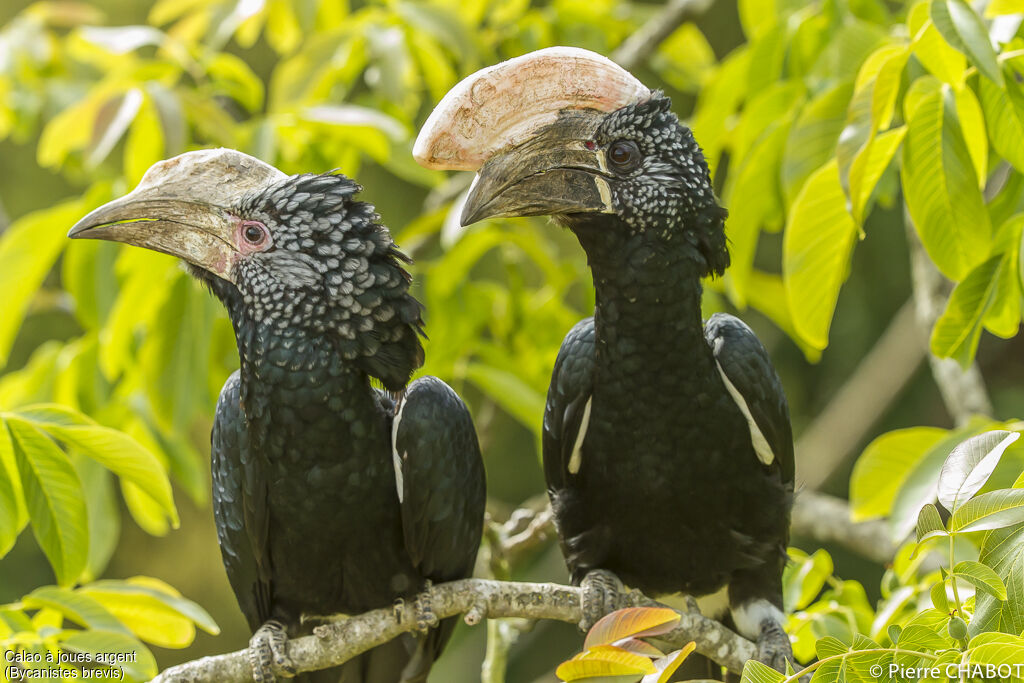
left=413, top=580, right=439, bottom=633
left=249, top=619, right=296, bottom=682
left=579, top=569, right=625, bottom=632
left=756, top=617, right=796, bottom=674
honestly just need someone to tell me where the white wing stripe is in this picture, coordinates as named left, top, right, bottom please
left=568, top=396, right=592, bottom=474
left=391, top=396, right=408, bottom=503
left=715, top=360, right=775, bottom=466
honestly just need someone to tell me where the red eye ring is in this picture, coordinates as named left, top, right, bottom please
left=240, top=220, right=268, bottom=245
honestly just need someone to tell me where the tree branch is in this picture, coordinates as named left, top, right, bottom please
left=903, top=212, right=994, bottom=424
left=789, top=490, right=894, bottom=564
left=151, top=579, right=756, bottom=683
left=611, top=0, right=717, bottom=71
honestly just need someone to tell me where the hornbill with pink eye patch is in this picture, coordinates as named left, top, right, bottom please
left=67, top=149, right=486, bottom=683
left=415, top=48, right=796, bottom=674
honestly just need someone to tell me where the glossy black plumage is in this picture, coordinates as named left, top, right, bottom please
left=463, top=93, right=794, bottom=667
left=204, top=174, right=486, bottom=683
left=70, top=154, right=486, bottom=683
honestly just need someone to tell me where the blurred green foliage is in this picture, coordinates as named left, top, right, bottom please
left=1, top=0, right=1024, bottom=680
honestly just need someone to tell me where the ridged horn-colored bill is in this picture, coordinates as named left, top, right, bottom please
left=413, top=46, right=650, bottom=171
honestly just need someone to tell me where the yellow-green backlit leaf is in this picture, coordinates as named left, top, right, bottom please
left=979, top=70, right=1024, bottom=172
left=931, top=255, right=1003, bottom=366
left=950, top=489, right=1024, bottom=532
left=6, top=419, right=87, bottom=586
left=849, top=125, right=907, bottom=223
left=985, top=0, right=1024, bottom=15
left=902, top=80, right=990, bottom=280
left=851, top=426, right=948, bottom=520
left=783, top=160, right=858, bottom=350
left=558, top=645, right=656, bottom=680
left=953, top=85, right=987, bottom=188
left=909, top=3, right=966, bottom=86
left=930, top=0, right=1005, bottom=88
left=953, top=560, right=1007, bottom=600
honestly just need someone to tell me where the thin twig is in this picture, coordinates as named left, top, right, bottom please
left=611, top=0, right=717, bottom=71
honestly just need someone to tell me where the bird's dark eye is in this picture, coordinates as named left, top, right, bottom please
left=608, top=140, right=640, bottom=170
left=242, top=221, right=268, bottom=245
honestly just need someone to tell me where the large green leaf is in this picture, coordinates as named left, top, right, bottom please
left=930, top=255, right=1003, bottom=366
left=783, top=159, right=858, bottom=351
left=980, top=69, right=1024, bottom=172
left=0, top=420, right=25, bottom=557
left=949, top=489, right=1024, bottom=533
left=972, top=523, right=1024, bottom=636
left=953, top=560, right=1007, bottom=600
left=851, top=426, right=948, bottom=521
left=0, top=189, right=105, bottom=368
left=901, top=78, right=991, bottom=280
left=740, top=660, right=785, bottom=683
left=6, top=418, right=88, bottom=586
left=23, top=586, right=129, bottom=634
left=781, top=80, right=853, bottom=205
left=848, top=125, right=907, bottom=224
left=58, top=629, right=157, bottom=681
left=12, top=404, right=177, bottom=528
left=929, top=0, right=1004, bottom=88
left=909, top=3, right=966, bottom=85
left=937, top=430, right=1020, bottom=512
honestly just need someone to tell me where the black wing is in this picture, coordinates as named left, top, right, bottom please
left=704, top=313, right=794, bottom=483
left=211, top=371, right=272, bottom=631
left=392, top=376, right=486, bottom=582
left=542, top=317, right=596, bottom=490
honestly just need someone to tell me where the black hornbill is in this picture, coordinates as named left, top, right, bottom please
left=415, top=48, right=795, bottom=671
left=68, top=149, right=487, bottom=683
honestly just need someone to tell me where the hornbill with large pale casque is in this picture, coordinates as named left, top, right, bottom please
left=68, top=149, right=486, bottom=683
left=415, top=48, right=796, bottom=672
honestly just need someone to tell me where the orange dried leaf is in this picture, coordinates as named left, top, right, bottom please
left=584, top=607, right=681, bottom=649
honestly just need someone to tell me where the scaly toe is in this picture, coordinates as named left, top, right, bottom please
left=579, top=569, right=624, bottom=632
left=249, top=619, right=296, bottom=681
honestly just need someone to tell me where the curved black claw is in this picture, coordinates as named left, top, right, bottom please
left=413, top=580, right=440, bottom=633
left=249, top=619, right=296, bottom=682
left=756, top=618, right=796, bottom=674
left=579, top=569, right=624, bottom=632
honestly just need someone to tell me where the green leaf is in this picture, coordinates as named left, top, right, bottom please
left=123, top=96, right=165, bottom=187
left=740, top=659, right=786, bottom=683
left=967, top=632, right=1024, bottom=670
left=84, top=577, right=219, bottom=636
left=464, top=363, right=545, bottom=436
left=953, top=85, right=987, bottom=188
left=930, top=255, right=1003, bottom=366
left=58, top=629, right=157, bottom=681
left=910, top=4, right=966, bottom=86
left=557, top=645, right=656, bottom=680
left=783, top=548, right=834, bottom=612
left=23, top=586, right=129, bottom=635
left=12, top=404, right=177, bottom=528
left=783, top=160, right=858, bottom=350
left=985, top=0, right=1024, bottom=15
left=930, top=0, right=1005, bottom=88
left=916, top=503, right=947, bottom=542
left=937, top=430, right=1020, bottom=511
left=902, top=78, right=991, bottom=281
left=979, top=68, right=1024, bottom=172
left=953, top=560, right=1007, bottom=600
left=950, top=489, right=1024, bottom=532
left=848, top=126, right=907, bottom=224
left=781, top=80, right=853, bottom=205
left=6, top=418, right=88, bottom=586
left=0, top=421, right=25, bottom=557
left=972, top=523, right=1024, bottom=636
left=851, top=426, right=948, bottom=521
left=931, top=580, right=950, bottom=612
left=0, top=192, right=102, bottom=368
